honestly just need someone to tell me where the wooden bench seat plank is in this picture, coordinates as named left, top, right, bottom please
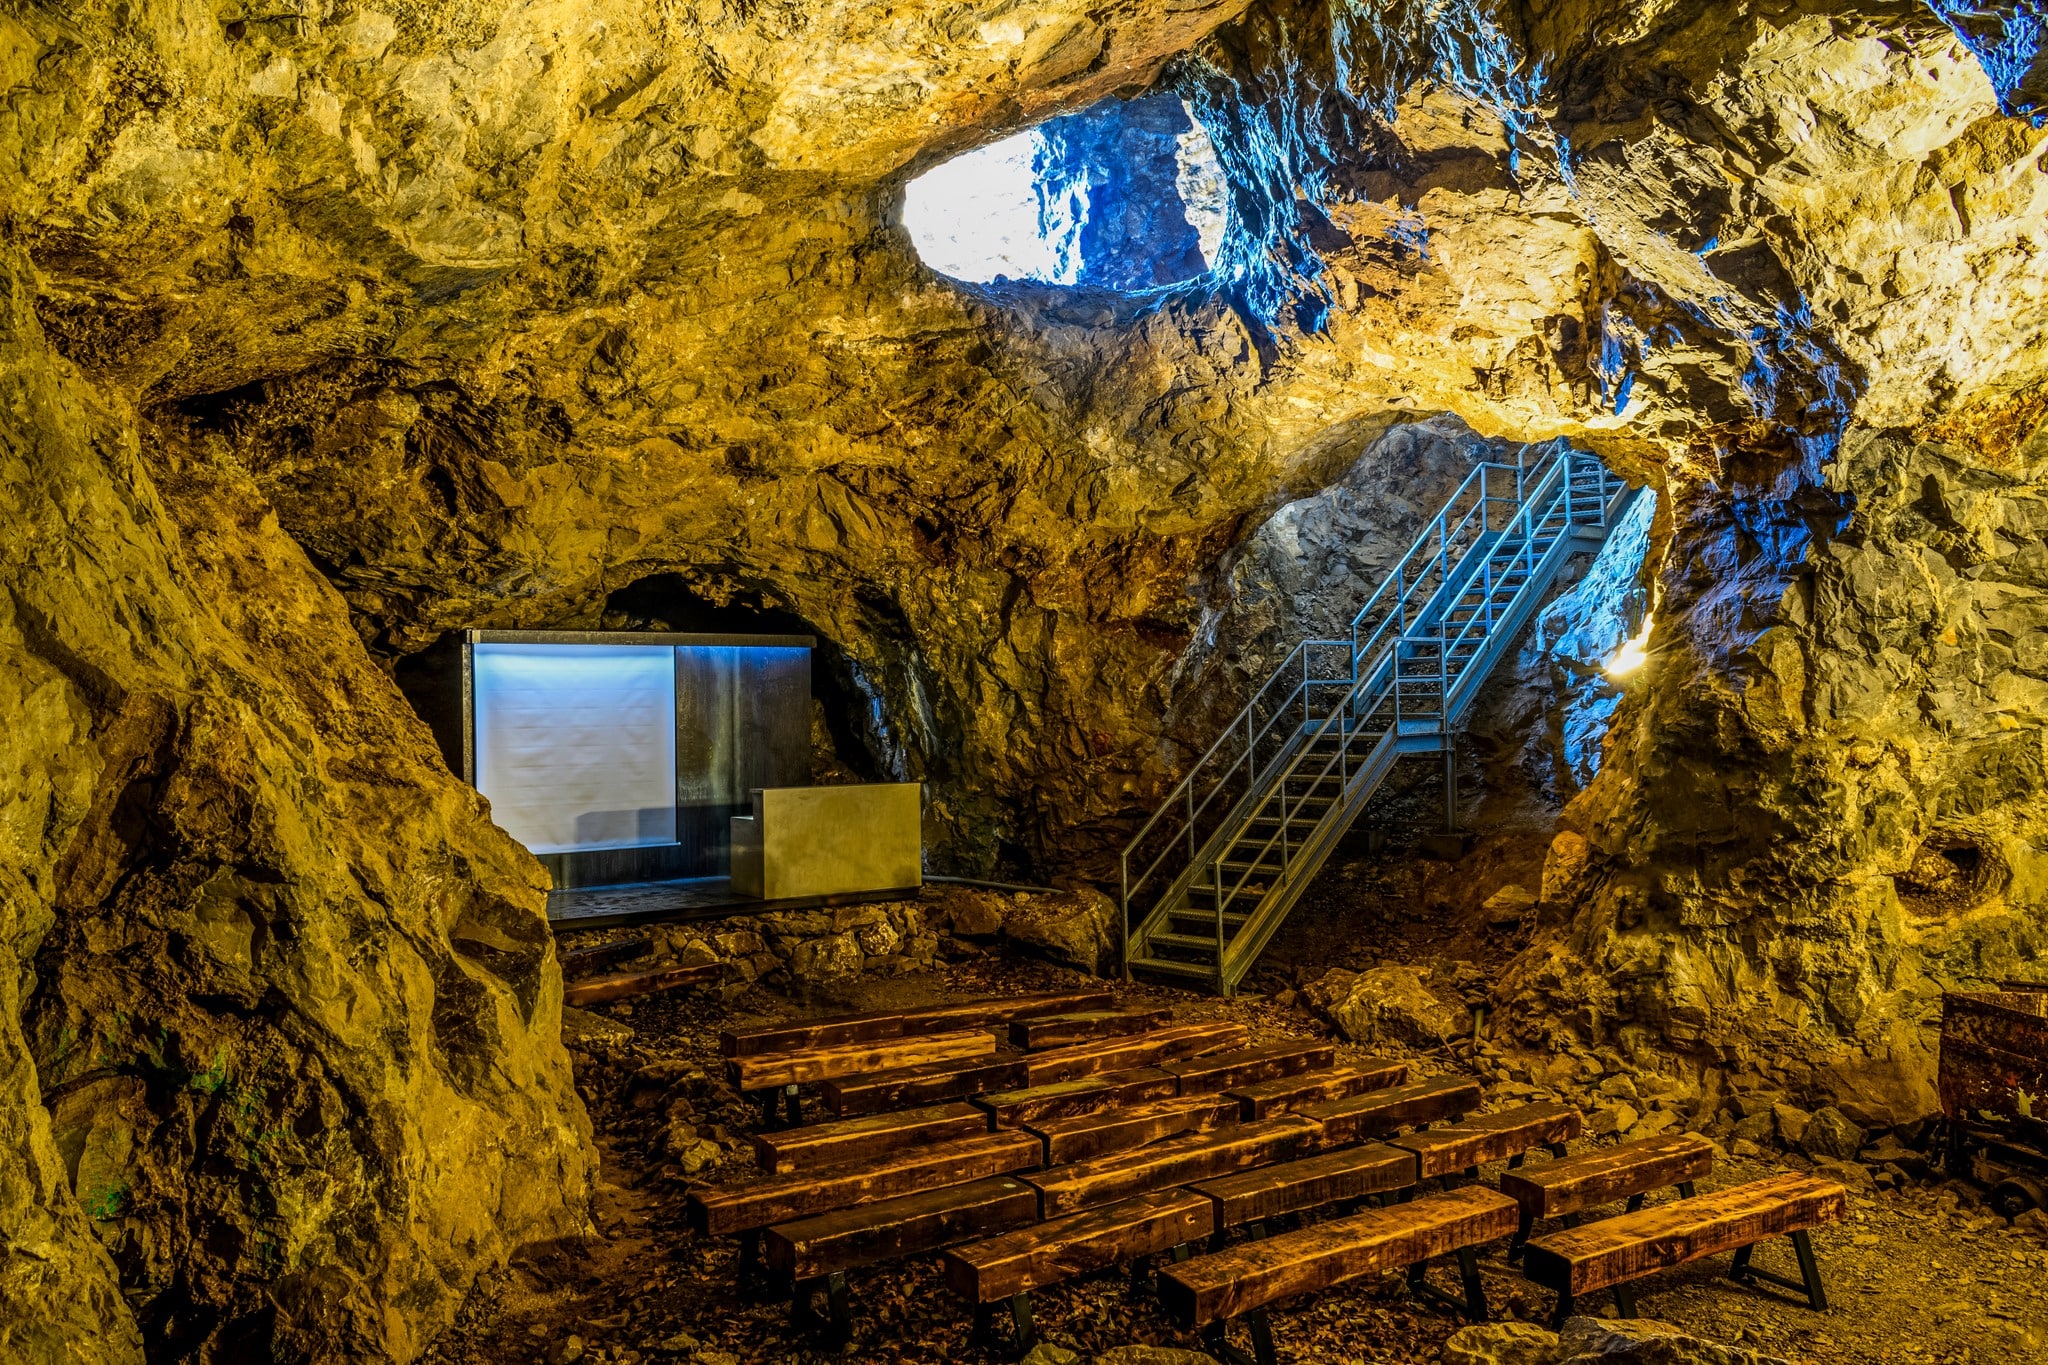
left=764, top=1175, right=1040, bottom=1280
left=1228, top=1060, right=1407, bottom=1120
left=1164, top=1041, right=1336, bottom=1095
left=1522, top=1173, right=1847, bottom=1297
left=1022, top=1022, right=1248, bottom=1087
left=1191, top=1142, right=1416, bottom=1229
left=974, top=1068, right=1181, bottom=1128
left=821, top=1054, right=1031, bottom=1117
left=1023, top=1116, right=1323, bottom=1218
left=720, top=989, right=1113, bottom=1057
left=1009, top=1007, right=1173, bottom=1050
left=1026, top=1094, right=1241, bottom=1165
left=1499, top=1131, right=1713, bottom=1221
left=564, top=962, right=721, bottom=1007
left=687, top=1130, right=1042, bottom=1236
left=1301, top=1076, right=1483, bottom=1147
left=729, top=1029, right=996, bottom=1092
left=944, top=1189, right=1215, bottom=1304
left=752, top=1103, right=990, bottom=1175
left=1158, top=1186, right=1519, bottom=1327
left=1387, top=1102, right=1581, bottom=1179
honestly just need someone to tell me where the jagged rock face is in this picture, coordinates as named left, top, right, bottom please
left=1033, top=92, right=1212, bottom=289
left=5, top=0, right=2048, bottom=1356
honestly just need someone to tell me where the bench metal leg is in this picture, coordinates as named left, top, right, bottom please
left=1406, top=1248, right=1487, bottom=1320
left=1677, top=1180, right=1697, bottom=1199
left=757, top=1089, right=778, bottom=1128
left=1612, top=1281, right=1637, bottom=1318
left=791, top=1272, right=852, bottom=1347
left=1170, top=1241, right=1193, bottom=1264
left=1549, top=1291, right=1575, bottom=1329
left=1625, top=1193, right=1645, bottom=1213
left=1507, top=1152, right=1524, bottom=1171
left=1509, top=1208, right=1535, bottom=1262
left=1203, top=1311, right=1276, bottom=1365
left=1548, top=1141, right=1568, bottom=1159
left=784, top=1084, right=803, bottom=1128
left=1010, top=1292, right=1034, bottom=1353
left=1729, top=1233, right=1826, bottom=1310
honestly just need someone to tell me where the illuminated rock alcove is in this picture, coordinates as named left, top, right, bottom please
left=2, top=1, right=2046, bottom=1362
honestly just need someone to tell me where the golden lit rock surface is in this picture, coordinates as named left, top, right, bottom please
left=3, top=0, right=2047, bottom=1356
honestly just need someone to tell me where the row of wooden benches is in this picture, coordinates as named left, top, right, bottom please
left=696, top=993, right=1846, bottom=1357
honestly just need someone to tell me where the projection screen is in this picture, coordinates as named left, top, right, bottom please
left=471, top=643, right=679, bottom=854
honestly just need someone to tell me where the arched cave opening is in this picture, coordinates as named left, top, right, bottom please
left=903, top=90, right=1226, bottom=288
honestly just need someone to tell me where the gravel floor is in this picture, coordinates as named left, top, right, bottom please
left=422, top=953, right=2048, bottom=1365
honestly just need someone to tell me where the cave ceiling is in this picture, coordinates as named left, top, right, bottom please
left=3, top=0, right=2047, bottom=1358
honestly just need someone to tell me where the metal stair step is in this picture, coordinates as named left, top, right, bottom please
left=1128, top=956, right=1220, bottom=981
left=1149, top=931, right=1231, bottom=954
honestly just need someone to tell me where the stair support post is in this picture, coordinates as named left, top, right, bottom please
left=1213, top=853, right=1227, bottom=997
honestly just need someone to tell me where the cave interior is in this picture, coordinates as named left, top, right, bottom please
left=3, top=1, right=2048, bottom=1363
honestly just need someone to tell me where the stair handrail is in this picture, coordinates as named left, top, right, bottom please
left=1119, top=448, right=1571, bottom=930
left=1205, top=451, right=1588, bottom=963
left=1431, top=452, right=1576, bottom=694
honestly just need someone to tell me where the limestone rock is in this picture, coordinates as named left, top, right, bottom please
left=790, top=933, right=865, bottom=983
left=1306, top=966, right=1472, bottom=1048
left=1022, top=1345, right=1083, bottom=1365
left=1444, top=1320, right=1561, bottom=1364
left=1801, top=1107, right=1868, bottom=1163
left=1001, top=890, right=1118, bottom=976
left=1555, top=1316, right=1788, bottom=1364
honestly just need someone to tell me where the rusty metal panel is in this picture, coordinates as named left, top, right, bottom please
left=1939, top=991, right=2048, bottom=1125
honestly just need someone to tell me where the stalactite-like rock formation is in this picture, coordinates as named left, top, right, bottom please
left=3, top=0, right=2046, bottom=1357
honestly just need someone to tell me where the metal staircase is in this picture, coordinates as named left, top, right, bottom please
left=1120, top=444, right=1642, bottom=995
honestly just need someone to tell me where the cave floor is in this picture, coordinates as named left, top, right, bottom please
left=424, top=953, right=2048, bottom=1365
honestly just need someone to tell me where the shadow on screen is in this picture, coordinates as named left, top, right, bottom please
left=572, top=806, right=680, bottom=850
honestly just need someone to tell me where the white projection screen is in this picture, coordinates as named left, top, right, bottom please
left=471, top=643, right=679, bottom=854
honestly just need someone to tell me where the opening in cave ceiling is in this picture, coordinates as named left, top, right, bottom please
left=903, top=91, right=1226, bottom=288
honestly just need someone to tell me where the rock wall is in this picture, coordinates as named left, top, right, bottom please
left=0, top=237, right=595, bottom=1360
left=6, top=0, right=2048, bottom=1352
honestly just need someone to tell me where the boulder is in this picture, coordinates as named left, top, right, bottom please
left=1800, top=1106, right=1867, bottom=1162
left=1444, top=1321, right=1561, bottom=1364
left=790, top=932, right=865, bottom=982
left=1770, top=1103, right=1812, bottom=1149
left=1001, top=890, right=1117, bottom=975
left=946, top=893, right=1007, bottom=939
left=1305, top=965, right=1472, bottom=1048
left=1093, top=1349, right=1220, bottom=1365
left=1555, top=1316, right=1790, bottom=1364
left=1021, top=1346, right=1081, bottom=1365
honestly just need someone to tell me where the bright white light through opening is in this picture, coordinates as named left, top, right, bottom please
left=1606, top=612, right=1654, bottom=677
left=903, top=129, right=1072, bottom=285
left=902, top=99, right=1226, bottom=287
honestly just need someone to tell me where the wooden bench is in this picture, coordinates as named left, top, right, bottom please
left=1386, top=1101, right=1581, bottom=1181
left=1498, top=1130, right=1713, bottom=1256
left=687, top=1129, right=1041, bottom=1245
left=1024, top=1094, right=1240, bottom=1165
left=1300, top=1075, right=1482, bottom=1146
left=1228, top=1059, right=1407, bottom=1120
left=764, top=1175, right=1040, bottom=1342
left=974, top=1067, right=1181, bottom=1127
left=1521, top=1172, right=1847, bottom=1325
left=1190, top=1142, right=1416, bottom=1240
left=564, top=961, right=722, bottom=1007
left=1158, top=1186, right=1520, bottom=1364
left=944, top=1189, right=1214, bottom=1351
left=1024, top=1115, right=1323, bottom=1217
left=729, top=1029, right=1000, bottom=1126
left=720, top=989, right=1112, bottom=1056
left=820, top=1053, right=1030, bottom=1117
left=1164, top=1041, right=1335, bottom=1094
left=1019, top=1021, right=1247, bottom=1087
left=1009, top=1006, right=1172, bottom=1050
left=751, top=1102, right=989, bottom=1175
